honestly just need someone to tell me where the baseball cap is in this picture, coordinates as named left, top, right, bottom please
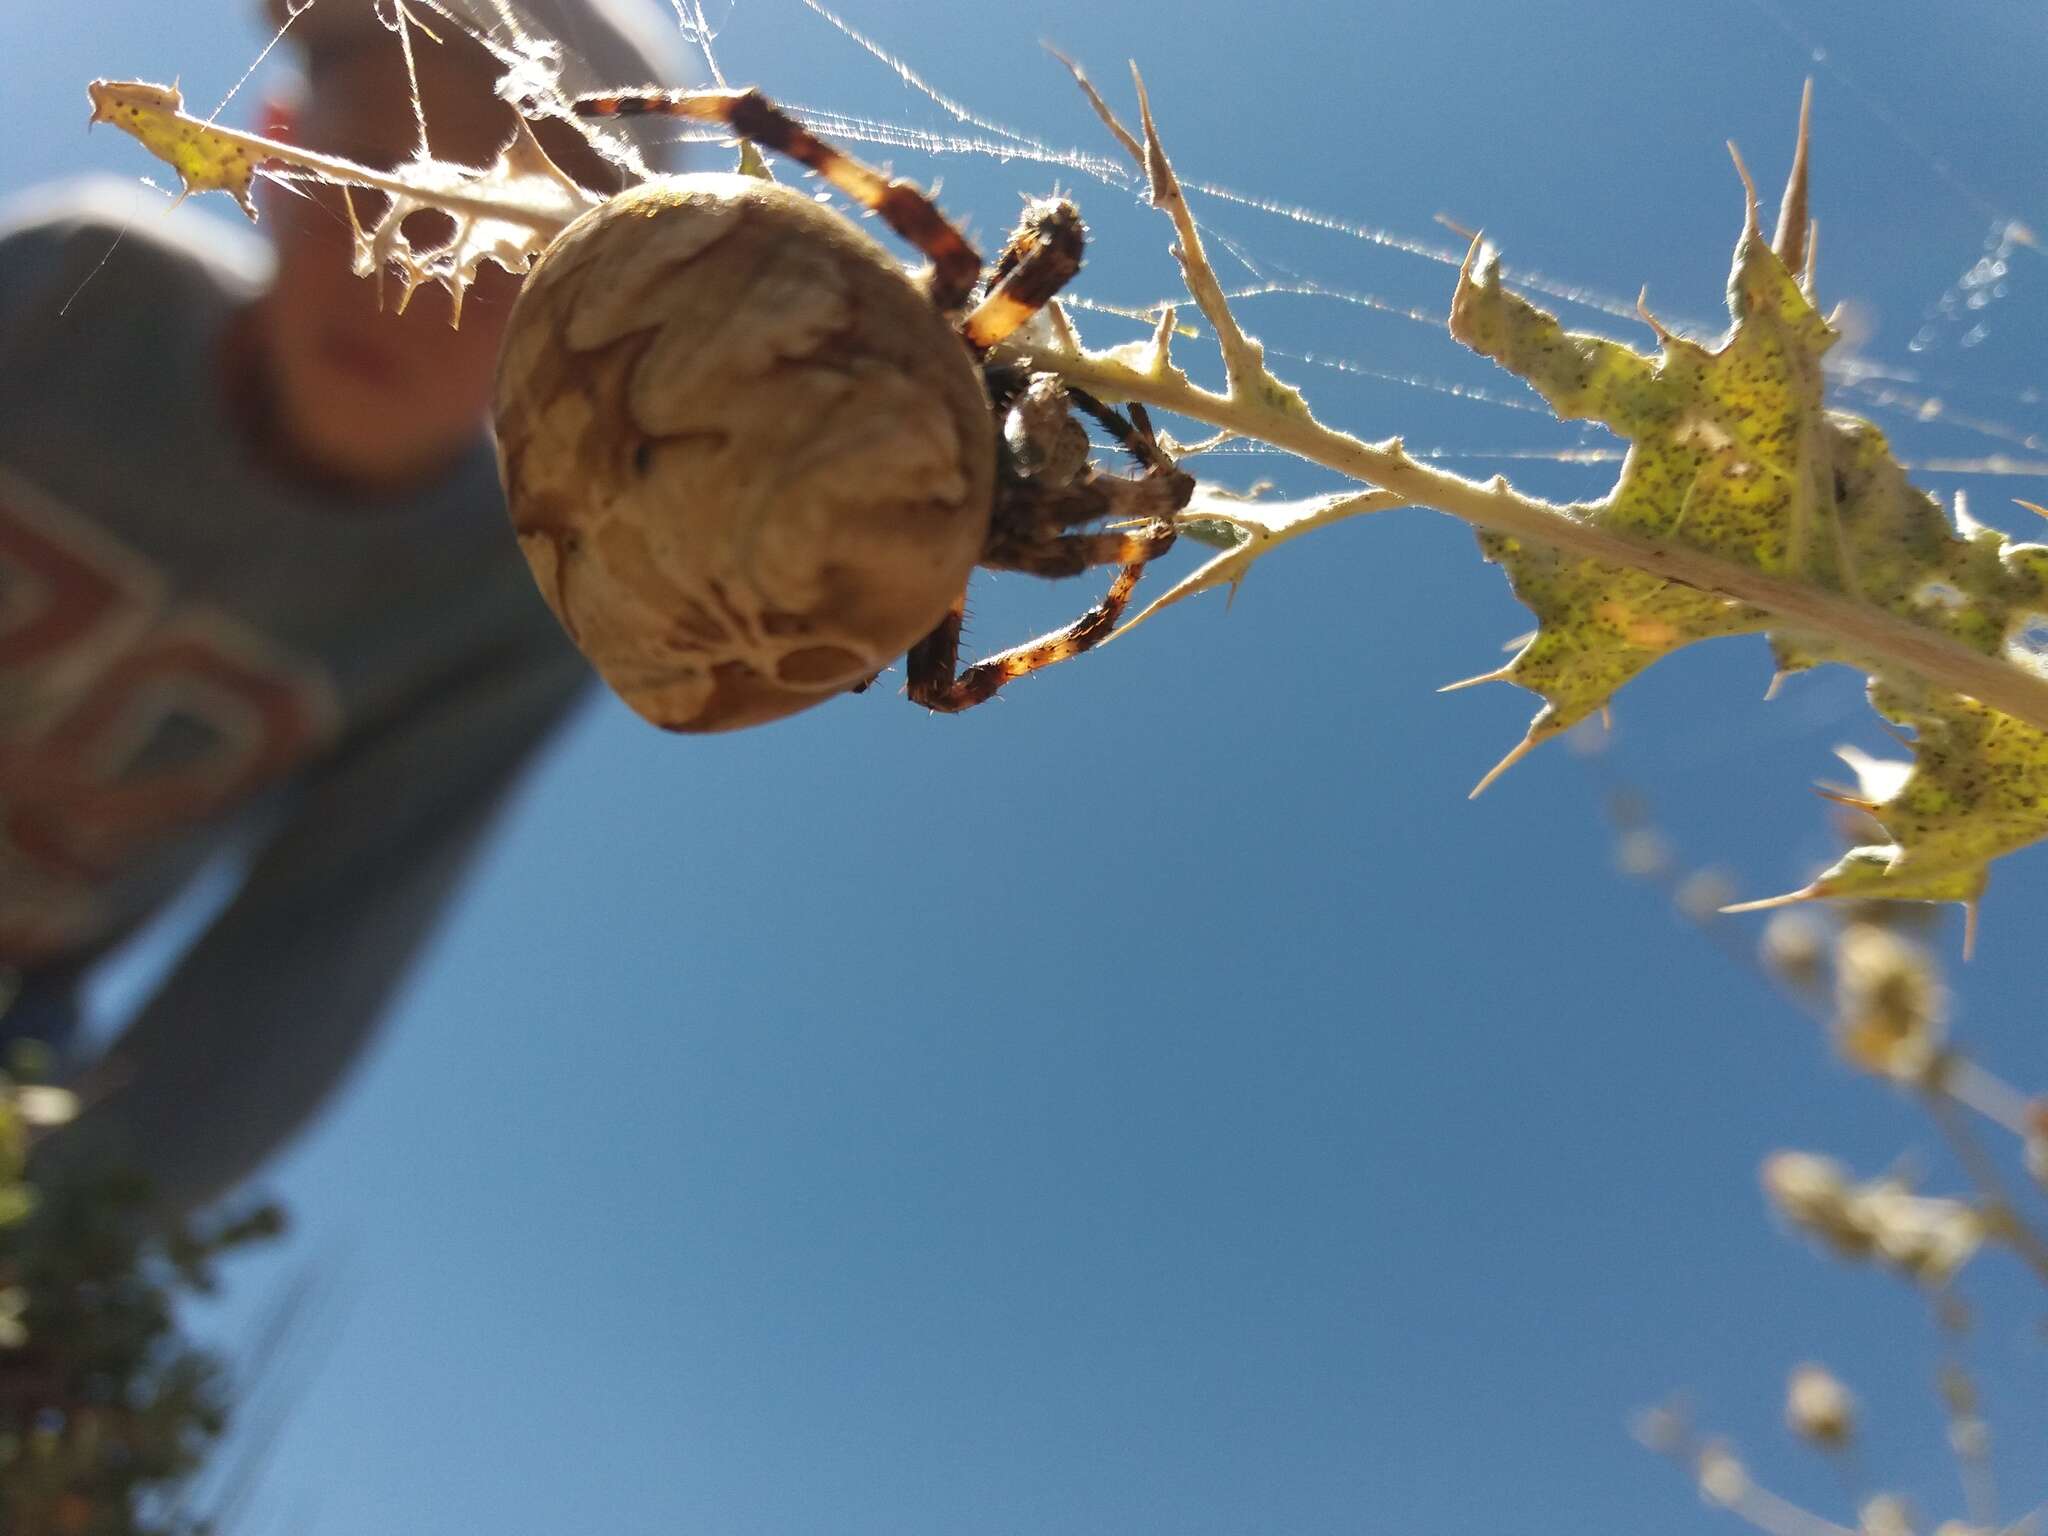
left=262, top=0, right=694, bottom=165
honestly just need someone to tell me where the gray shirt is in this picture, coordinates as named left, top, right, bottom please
left=0, top=180, right=588, bottom=1218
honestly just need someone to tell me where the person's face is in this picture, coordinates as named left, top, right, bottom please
left=252, top=40, right=604, bottom=490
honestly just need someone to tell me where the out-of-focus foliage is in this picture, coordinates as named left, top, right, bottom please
left=0, top=1062, right=283, bottom=1536
left=1618, top=797, right=2043, bottom=1533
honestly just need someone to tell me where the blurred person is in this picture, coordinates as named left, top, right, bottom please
left=0, top=0, right=687, bottom=1220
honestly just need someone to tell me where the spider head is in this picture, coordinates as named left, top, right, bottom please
left=1000, top=374, right=1094, bottom=487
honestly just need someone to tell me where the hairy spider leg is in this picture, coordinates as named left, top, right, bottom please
left=1067, top=392, right=1178, bottom=475
left=905, top=399, right=1189, bottom=713
left=960, top=198, right=1086, bottom=354
left=573, top=88, right=984, bottom=310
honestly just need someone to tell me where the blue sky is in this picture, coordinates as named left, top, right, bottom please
left=11, top=0, right=2048, bottom=1531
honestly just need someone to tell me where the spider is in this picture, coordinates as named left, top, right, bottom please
left=491, top=86, right=1192, bottom=733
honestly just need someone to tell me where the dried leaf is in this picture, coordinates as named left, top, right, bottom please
left=86, top=77, right=597, bottom=322
left=86, top=80, right=264, bottom=217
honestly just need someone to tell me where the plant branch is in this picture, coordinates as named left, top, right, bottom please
left=1005, top=331, right=2048, bottom=736
left=1923, top=1088, right=2048, bottom=1288
left=86, top=80, right=592, bottom=238
left=1016, top=67, right=2048, bottom=739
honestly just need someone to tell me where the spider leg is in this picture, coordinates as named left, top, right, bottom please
left=573, top=88, right=983, bottom=309
left=904, top=402, right=1190, bottom=713
left=1067, top=394, right=1175, bottom=475
left=983, top=520, right=1177, bottom=578
left=960, top=198, right=1086, bottom=354
left=902, top=537, right=1167, bottom=714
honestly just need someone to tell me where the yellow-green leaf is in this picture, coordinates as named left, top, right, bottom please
left=86, top=80, right=262, bottom=218
left=1450, top=171, right=2048, bottom=911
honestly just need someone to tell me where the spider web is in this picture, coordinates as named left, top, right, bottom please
left=680, top=0, right=2046, bottom=491
left=176, top=0, right=2048, bottom=497
left=50, top=0, right=2044, bottom=493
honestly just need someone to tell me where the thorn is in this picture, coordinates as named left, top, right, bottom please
left=1434, top=211, right=1478, bottom=242
left=1952, top=488, right=1984, bottom=539
left=1720, top=884, right=1818, bottom=914
left=1438, top=666, right=1511, bottom=694
left=1458, top=231, right=1487, bottom=284
left=1962, top=899, right=1980, bottom=961
left=1773, top=78, right=1813, bottom=275
left=1802, top=218, right=1820, bottom=294
left=1726, top=140, right=1760, bottom=238
left=2015, top=499, right=2048, bottom=521
left=1599, top=705, right=1614, bottom=731
left=1120, top=58, right=1270, bottom=398
left=1145, top=303, right=1175, bottom=370
left=1812, top=784, right=1877, bottom=812
left=1636, top=286, right=1674, bottom=343
left=1469, top=732, right=1538, bottom=799
left=1129, top=60, right=1165, bottom=202
left=1764, top=670, right=1785, bottom=701
left=1052, top=46, right=1144, bottom=169
left=1045, top=298, right=1081, bottom=352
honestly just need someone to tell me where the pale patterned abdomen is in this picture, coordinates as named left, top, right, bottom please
left=493, top=174, right=995, bottom=731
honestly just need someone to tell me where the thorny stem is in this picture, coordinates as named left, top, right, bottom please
left=1638, top=1415, right=1858, bottom=1536
left=1126, top=65, right=1286, bottom=410
left=86, top=83, right=593, bottom=241
left=1941, top=1057, right=2037, bottom=1141
left=1822, top=1443, right=1868, bottom=1520
left=1012, top=65, right=2048, bottom=741
left=1008, top=334, right=2048, bottom=737
left=1063, top=349, right=2048, bottom=720
left=1717, top=1479, right=1860, bottom=1536
left=1932, top=1321, right=2001, bottom=1530
left=1923, top=1087, right=2048, bottom=1287
left=1955, top=1389, right=2000, bottom=1529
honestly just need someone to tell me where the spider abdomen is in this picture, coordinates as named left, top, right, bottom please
left=494, top=173, right=996, bottom=731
